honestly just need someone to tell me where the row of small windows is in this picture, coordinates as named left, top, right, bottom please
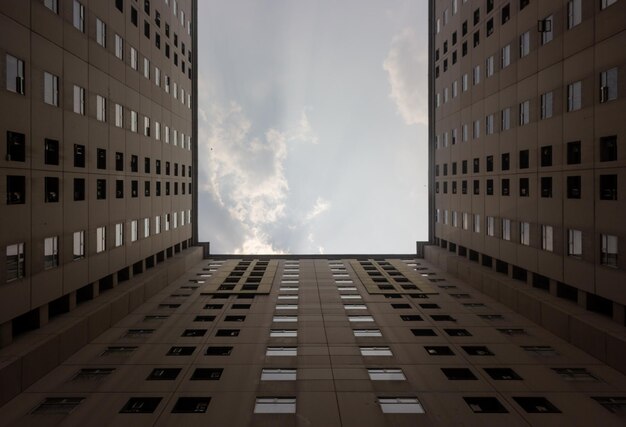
left=43, top=0, right=193, bottom=78
left=436, top=69, right=618, bottom=126
left=435, top=0, right=618, bottom=78
left=6, top=175, right=192, bottom=205
left=6, top=52, right=192, bottom=127
left=6, top=211, right=191, bottom=281
left=435, top=211, right=619, bottom=267
left=6, top=132, right=192, bottom=175
left=436, top=139, right=617, bottom=172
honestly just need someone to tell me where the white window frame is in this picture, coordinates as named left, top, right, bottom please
left=502, top=219, right=511, bottom=241
left=519, top=100, right=530, bottom=125
left=541, top=225, right=554, bottom=251
left=541, top=91, right=553, bottom=119
left=96, top=18, right=106, bottom=48
left=6, top=54, right=25, bottom=95
left=43, top=236, right=59, bottom=269
left=73, top=231, right=85, bottom=260
left=520, top=222, right=530, bottom=246
left=96, top=226, right=106, bottom=253
left=6, top=243, right=25, bottom=282
left=96, top=95, right=106, bottom=122
left=568, top=0, right=582, bottom=29
left=73, top=0, right=84, bottom=32
left=73, top=85, right=85, bottom=115
left=131, top=220, right=138, bottom=242
left=567, top=81, right=582, bottom=111
left=261, top=369, right=296, bottom=381
left=115, top=34, right=123, bottom=60
left=600, top=68, right=618, bottom=103
left=568, top=229, right=582, bottom=257
left=501, top=44, right=511, bottom=68
left=115, top=223, right=124, bottom=247
left=115, top=104, right=123, bottom=128
left=368, top=369, right=406, bottom=381
left=519, top=31, right=530, bottom=57
left=254, top=397, right=296, bottom=414
left=43, top=72, right=59, bottom=106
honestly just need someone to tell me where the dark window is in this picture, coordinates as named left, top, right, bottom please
left=7, top=175, right=25, bottom=204
left=445, top=328, right=472, bottom=337
left=166, top=346, right=195, bottom=356
left=131, top=7, right=138, bottom=26
left=155, top=181, right=161, bottom=196
left=486, top=155, right=493, bottom=172
left=194, top=315, right=215, bottom=322
left=486, top=18, right=494, bottom=36
left=591, top=397, right=626, bottom=414
left=486, top=179, right=494, bottom=195
left=487, top=0, right=494, bottom=12
left=131, top=180, right=138, bottom=198
left=215, top=329, right=240, bottom=337
left=155, top=11, right=161, bottom=27
left=501, top=153, right=510, bottom=171
left=567, top=176, right=581, bottom=198
left=144, top=21, right=150, bottom=38
left=144, top=158, right=151, bottom=173
left=144, top=181, right=150, bottom=197
left=182, top=329, right=206, bottom=337
left=6, top=131, right=25, bottom=162
left=225, top=315, right=246, bottom=322
left=541, top=177, right=552, bottom=198
left=431, top=314, right=455, bottom=322
left=171, top=397, right=210, bottom=414
left=116, top=180, right=124, bottom=198
left=166, top=161, right=170, bottom=175
left=600, top=136, right=617, bottom=162
left=425, top=346, right=454, bottom=356
left=165, top=44, right=170, bottom=58
left=520, top=0, right=530, bottom=10
left=419, top=303, right=439, bottom=309
left=74, top=178, right=85, bottom=201
left=513, top=397, right=561, bottom=413
left=44, top=139, right=59, bottom=165
left=502, top=4, right=510, bottom=24
left=519, top=178, right=529, bottom=197
left=442, top=368, right=477, bottom=380
left=74, top=144, right=85, bottom=168
left=96, top=179, right=106, bottom=200
left=131, top=155, right=138, bottom=172
left=519, top=149, right=529, bottom=169
left=165, top=182, right=170, bottom=196
left=45, top=177, right=59, bottom=202
left=541, top=146, right=552, bottom=167
left=600, top=175, right=617, bottom=200
left=115, top=152, right=124, bottom=171
left=205, top=346, right=233, bottom=356
left=115, top=0, right=123, bottom=12
left=567, top=141, right=581, bottom=164
left=473, top=31, right=480, bottom=47
left=191, top=368, right=223, bottom=381
left=120, top=397, right=161, bottom=414
left=502, top=178, right=510, bottom=196
left=473, top=158, right=479, bottom=173
left=473, top=180, right=480, bottom=195
left=147, top=368, right=180, bottom=380
left=174, top=163, right=179, bottom=176
left=156, top=159, right=161, bottom=174
left=144, top=0, right=150, bottom=13
left=411, top=328, right=436, bottom=336
left=462, top=160, right=468, bottom=174
left=463, top=346, right=494, bottom=356
left=97, top=148, right=106, bottom=169
left=474, top=8, right=480, bottom=25
left=462, top=20, right=468, bottom=36
left=400, top=315, right=423, bottom=321
left=464, top=397, right=508, bottom=413
left=462, top=180, right=467, bottom=194
left=484, top=368, right=522, bottom=380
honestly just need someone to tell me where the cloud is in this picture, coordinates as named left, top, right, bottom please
left=383, top=28, right=428, bottom=126
left=198, top=97, right=320, bottom=254
left=305, top=197, right=331, bottom=221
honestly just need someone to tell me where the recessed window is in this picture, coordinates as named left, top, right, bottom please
left=567, top=81, right=582, bottom=112
left=101, top=346, right=137, bottom=356
left=6, top=54, right=25, bottom=95
left=354, top=329, right=382, bottom=337
left=266, top=347, right=297, bottom=356
left=119, top=397, right=161, bottom=414
left=522, top=345, right=558, bottom=357
left=194, top=315, right=215, bottom=322
left=360, top=347, right=392, bottom=356
left=206, top=346, right=233, bottom=356
left=400, top=315, right=422, bottom=321
left=44, top=138, right=59, bottom=165
left=431, top=314, right=455, bottom=322
left=441, top=368, right=477, bottom=380
left=444, top=328, right=471, bottom=337
left=591, top=396, right=626, bottom=414
left=43, top=72, right=59, bottom=106
left=43, top=236, right=59, bottom=269
left=73, top=368, right=114, bottom=381
left=567, top=0, right=582, bottom=28
left=182, top=329, right=207, bottom=337
left=273, top=316, right=297, bottom=322
left=6, top=131, right=25, bottom=162
left=191, top=368, right=223, bottom=381
left=541, top=225, right=554, bottom=251
left=215, top=329, right=239, bottom=337
left=552, top=368, right=598, bottom=381
left=513, top=397, right=561, bottom=413
left=567, top=229, right=583, bottom=257
left=348, top=316, right=374, bottom=322
left=44, top=177, right=59, bottom=202
left=171, top=397, right=210, bottom=414
left=600, top=68, right=618, bottom=103
left=484, top=368, right=522, bottom=380
left=368, top=368, right=406, bottom=381
left=464, top=397, right=508, bottom=413
left=72, top=231, right=84, bottom=260
left=167, top=346, right=195, bottom=356
left=254, top=397, right=296, bottom=414
left=600, top=136, right=617, bottom=162
left=270, top=329, right=297, bottom=337
left=599, top=175, right=617, bottom=200
left=378, top=397, right=424, bottom=414
left=32, top=397, right=85, bottom=414
left=6, top=243, right=25, bottom=282
left=425, top=346, right=454, bottom=356
left=146, top=368, right=180, bottom=380
left=600, top=234, right=618, bottom=267
left=72, top=0, right=85, bottom=32
left=462, top=346, right=494, bottom=356
left=261, top=368, right=296, bottom=381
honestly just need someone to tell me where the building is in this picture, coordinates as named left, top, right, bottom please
left=0, top=0, right=197, bottom=349
left=429, top=0, right=625, bottom=352
left=0, top=256, right=625, bottom=425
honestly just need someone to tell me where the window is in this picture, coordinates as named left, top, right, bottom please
left=519, top=100, right=530, bottom=125
left=96, top=18, right=106, bottom=47
left=473, top=214, right=481, bottom=233
left=73, top=144, right=85, bottom=168
left=167, top=346, right=195, bottom=356
left=378, top=397, right=424, bottom=414
left=567, top=141, right=581, bottom=164
left=130, top=47, right=138, bottom=70
left=567, top=229, right=583, bottom=257
left=44, top=177, right=59, bottom=202
left=601, top=234, right=618, bottom=267
left=266, top=347, right=297, bottom=356
left=567, top=81, right=582, bottom=111
left=43, top=72, right=59, bottom=106
left=462, top=73, right=468, bottom=91
left=541, top=177, right=552, bottom=198
left=502, top=178, right=510, bottom=196
left=540, top=146, right=552, bottom=167
left=600, top=136, right=617, bottom=162
left=171, top=397, right=210, bottom=414
left=71, top=231, right=85, bottom=260
left=96, top=95, right=106, bottom=121
left=473, top=65, right=480, bottom=85
left=206, top=346, right=233, bottom=356
left=270, top=329, right=296, bottom=337
left=501, top=44, right=511, bottom=68
left=114, top=104, right=123, bottom=128
left=593, top=396, right=626, bottom=414
left=73, top=178, right=85, bottom=201
left=486, top=56, right=494, bottom=77
left=254, top=397, right=296, bottom=414
left=73, top=0, right=84, bottom=32
left=519, top=31, right=530, bottom=57
left=442, top=368, right=477, bottom=380
left=6, top=131, right=25, bottom=162
left=514, top=397, right=561, bottom=413
left=600, top=175, right=618, bottom=200
left=261, top=368, right=296, bottom=381
left=130, top=111, right=138, bottom=132
left=44, top=138, right=59, bottom=165
left=473, top=120, right=480, bottom=139
left=6, top=54, right=25, bottom=95
left=600, top=67, right=618, bottom=103
left=502, top=3, right=510, bottom=23
left=131, top=220, right=138, bottom=242
left=502, top=219, right=511, bottom=240
left=501, top=108, right=511, bottom=130
left=7, top=175, right=26, bottom=205
left=541, top=225, right=553, bottom=251
left=553, top=368, right=598, bottom=381
left=155, top=216, right=161, bottom=234
left=272, top=316, right=297, bottom=322
left=487, top=217, right=495, bottom=237
left=191, top=368, right=223, bottom=380
left=568, top=0, right=582, bottom=29
left=96, top=226, right=106, bottom=253
left=540, top=92, right=553, bottom=119
left=539, top=15, right=553, bottom=44
left=485, top=114, right=494, bottom=134
left=519, top=178, right=529, bottom=197
left=44, top=0, right=58, bottom=13
left=96, top=148, right=106, bottom=169
left=354, top=329, right=382, bottom=337
left=115, top=223, right=124, bottom=247
left=520, top=222, right=530, bottom=246
left=425, top=346, right=454, bottom=356
left=566, top=175, right=581, bottom=199
left=120, top=397, right=161, bottom=414
left=73, top=85, right=85, bottom=115
left=147, top=368, right=181, bottom=381
left=6, top=243, right=25, bottom=281
left=33, top=397, right=85, bottom=414
left=115, top=34, right=123, bottom=59
left=464, top=397, right=508, bottom=413
left=360, top=347, right=392, bottom=356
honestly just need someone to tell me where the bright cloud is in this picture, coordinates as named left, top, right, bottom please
left=305, top=197, right=331, bottom=221
left=383, top=28, right=428, bottom=126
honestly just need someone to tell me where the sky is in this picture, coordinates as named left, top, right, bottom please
left=197, top=0, right=429, bottom=254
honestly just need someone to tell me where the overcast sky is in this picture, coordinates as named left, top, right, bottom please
left=197, top=0, right=429, bottom=254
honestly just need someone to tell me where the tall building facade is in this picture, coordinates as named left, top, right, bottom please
left=0, top=256, right=625, bottom=425
left=429, top=0, right=626, bottom=332
left=0, top=0, right=197, bottom=348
